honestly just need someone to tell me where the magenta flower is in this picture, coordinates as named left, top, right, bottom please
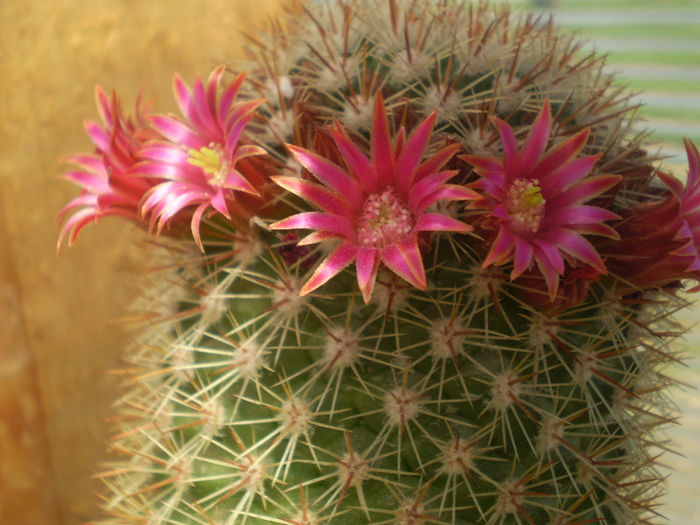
left=271, top=93, right=477, bottom=303
left=658, top=138, right=700, bottom=273
left=57, top=86, right=158, bottom=251
left=605, top=138, right=700, bottom=291
left=461, top=100, right=621, bottom=300
left=138, top=66, right=267, bottom=250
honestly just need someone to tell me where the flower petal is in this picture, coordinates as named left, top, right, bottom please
left=534, top=128, right=590, bottom=177
left=395, top=110, right=436, bottom=193
left=407, top=170, right=461, bottom=210
left=62, top=153, right=105, bottom=174
left=150, top=115, right=196, bottom=145
left=205, top=65, right=225, bottom=108
left=491, top=117, right=519, bottom=174
left=270, top=212, right=355, bottom=239
left=234, top=144, right=267, bottom=161
left=356, top=248, right=379, bottom=303
left=550, top=229, right=606, bottom=273
left=301, top=243, right=358, bottom=296
left=381, top=238, right=427, bottom=290
left=540, top=155, right=601, bottom=198
left=132, top=160, right=186, bottom=180
left=530, top=238, right=566, bottom=274
left=459, top=154, right=503, bottom=176
left=57, top=207, right=99, bottom=249
left=192, top=73, right=218, bottom=135
left=140, top=143, right=190, bottom=165
left=414, top=213, right=472, bottom=233
left=94, top=86, right=114, bottom=127
left=575, top=221, right=620, bottom=239
left=412, top=184, right=478, bottom=214
left=297, top=231, right=341, bottom=246
left=515, top=100, right=551, bottom=177
left=658, top=171, right=686, bottom=201
left=483, top=227, right=516, bottom=267
left=218, top=71, right=247, bottom=123
left=330, top=120, right=376, bottom=195
left=533, top=246, right=561, bottom=301
left=84, top=120, right=109, bottom=151
left=684, top=137, right=699, bottom=190
left=413, top=142, right=461, bottom=182
left=173, top=73, right=196, bottom=125
left=190, top=203, right=209, bottom=252
left=285, top=144, right=363, bottom=208
left=547, top=174, right=621, bottom=208
left=210, top=189, right=230, bottom=218
left=370, top=92, right=394, bottom=192
left=223, top=168, right=259, bottom=195
left=226, top=99, right=265, bottom=150
left=272, top=176, right=352, bottom=216
left=512, top=237, right=534, bottom=280
left=61, top=169, right=110, bottom=193
left=545, top=204, right=619, bottom=228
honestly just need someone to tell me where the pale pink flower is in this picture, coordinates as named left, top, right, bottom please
left=461, top=100, right=621, bottom=300
left=138, top=66, right=267, bottom=249
left=57, top=86, right=158, bottom=251
left=271, top=93, right=477, bottom=303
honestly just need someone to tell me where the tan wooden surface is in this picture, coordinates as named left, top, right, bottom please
left=0, top=1, right=281, bottom=523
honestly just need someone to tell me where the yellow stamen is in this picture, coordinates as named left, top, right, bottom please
left=187, top=144, right=230, bottom=186
left=522, top=185, right=544, bottom=208
left=187, top=146, right=222, bottom=175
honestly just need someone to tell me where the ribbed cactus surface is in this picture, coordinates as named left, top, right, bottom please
left=108, top=235, right=680, bottom=525
left=57, top=1, right=700, bottom=524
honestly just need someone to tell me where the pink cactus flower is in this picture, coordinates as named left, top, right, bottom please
left=138, top=66, right=267, bottom=250
left=271, top=93, right=477, bottom=303
left=658, top=138, right=700, bottom=274
left=57, top=86, right=158, bottom=251
left=606, top=138, right=700, bottom=291
left=461, top=100, right=621, bottom=300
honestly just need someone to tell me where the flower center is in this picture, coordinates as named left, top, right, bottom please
left=505, top=178, right=546, bottom=235
left=187, top=143, right=230, bottom=187
left=356, top=187, right=413, bottom=248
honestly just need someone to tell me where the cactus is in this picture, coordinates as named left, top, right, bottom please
left=58, top=1, right=700, bottom=524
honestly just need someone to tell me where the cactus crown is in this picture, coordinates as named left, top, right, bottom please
left=58, top=1, right=700, bottom=524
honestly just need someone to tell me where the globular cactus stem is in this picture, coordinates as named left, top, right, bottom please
left=58, top=1, right=700, bottom=524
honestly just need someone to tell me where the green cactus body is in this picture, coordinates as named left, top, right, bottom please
left=109, top=236, right=677, bottom=525
left=73, top=1, right=693, bottom=524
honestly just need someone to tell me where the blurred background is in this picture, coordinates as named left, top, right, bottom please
left=0, top=0, right=697, bottom=523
